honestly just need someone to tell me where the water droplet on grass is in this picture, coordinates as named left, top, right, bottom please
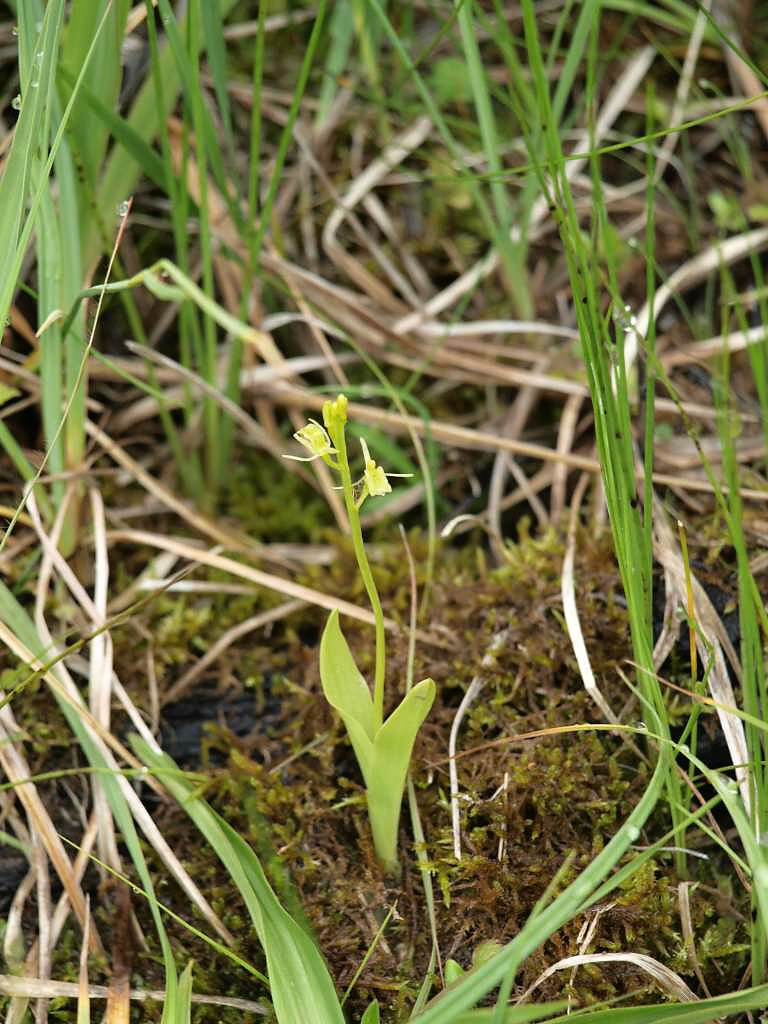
left=11, top=94, right=21, bottom=111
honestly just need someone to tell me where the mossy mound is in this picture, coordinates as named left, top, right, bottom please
left=119, top=525, right=750, bottom=1021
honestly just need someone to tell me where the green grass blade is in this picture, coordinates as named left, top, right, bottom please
left=82, top=0, right=240, bottom=270
left=249, top=0, right=329, bottom=264
left=315, top=0, right=355, bottom=129
left=0, top=1, right=65, bottom=327
left=544, top=985, right=768, bottom=1024
left=366, top=0, right=515, bottom=293
left=171, top=962, right=194, bottom=1024
left=59, top=0, right=131, bottom=185
left=199, top=0, right=235, bottom=163
left=57, top=68, right=167, bottom=187
left=455, top=1, right=530, bottom=317
left=132, top=738, right=346, bottom=1024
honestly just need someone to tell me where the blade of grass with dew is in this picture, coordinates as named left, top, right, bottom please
left=0, top=0, right=116, bottom=358
left=59, top=0, right=131, bottom=199
left=0, top=2, right=64, bottom=339
left=81, top=0, right=239, bottom=271
left=131, top=737, right=346, bottom=1024
left=0, top=3, right=94, bottom=526
left=24, top=0, right=92, bottom=545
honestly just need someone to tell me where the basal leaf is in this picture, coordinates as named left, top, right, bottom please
left=361, top=1000, right=380, bottom=1024
left=366, top=678, right=436, bottom=868
left=374, top=678, right=436, bottom=773
left=320, top=609, right=375, bottom=741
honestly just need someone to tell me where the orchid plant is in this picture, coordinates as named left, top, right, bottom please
left=287, top=395, right=435, bottom=873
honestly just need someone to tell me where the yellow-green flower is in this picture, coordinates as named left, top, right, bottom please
left=360, top=438, right=392, bottom=497
left=285, top=420, right=336, bottom=462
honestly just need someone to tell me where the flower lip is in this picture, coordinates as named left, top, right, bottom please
left=284, top=420, right=337, bottom=462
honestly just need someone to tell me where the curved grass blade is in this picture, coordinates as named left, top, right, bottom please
left=132, top=737, right=346, bottom=1024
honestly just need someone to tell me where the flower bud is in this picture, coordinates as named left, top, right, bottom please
left=322, top=394, right=348, bottom=432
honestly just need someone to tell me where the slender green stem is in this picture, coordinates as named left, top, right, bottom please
left=332, top=423, right=386, bottom=731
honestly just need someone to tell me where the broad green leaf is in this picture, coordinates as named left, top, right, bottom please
left=367, top=678, right=435, bottom=868
left=361, top=1000, right=380, bottom=1024
left=375, top=678, right=435, bottom=755
left=444, top=960, right=465, bottom=985
left=320, top=609, right=435, bottom=869
left=320, top=609, right=376, bottom=742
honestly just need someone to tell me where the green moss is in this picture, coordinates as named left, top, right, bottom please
left=98, top=527, right=748, bottom=1022
left=0, top=525, right=752, bottom=1023
left=223, top=448, right=331, bottom=544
